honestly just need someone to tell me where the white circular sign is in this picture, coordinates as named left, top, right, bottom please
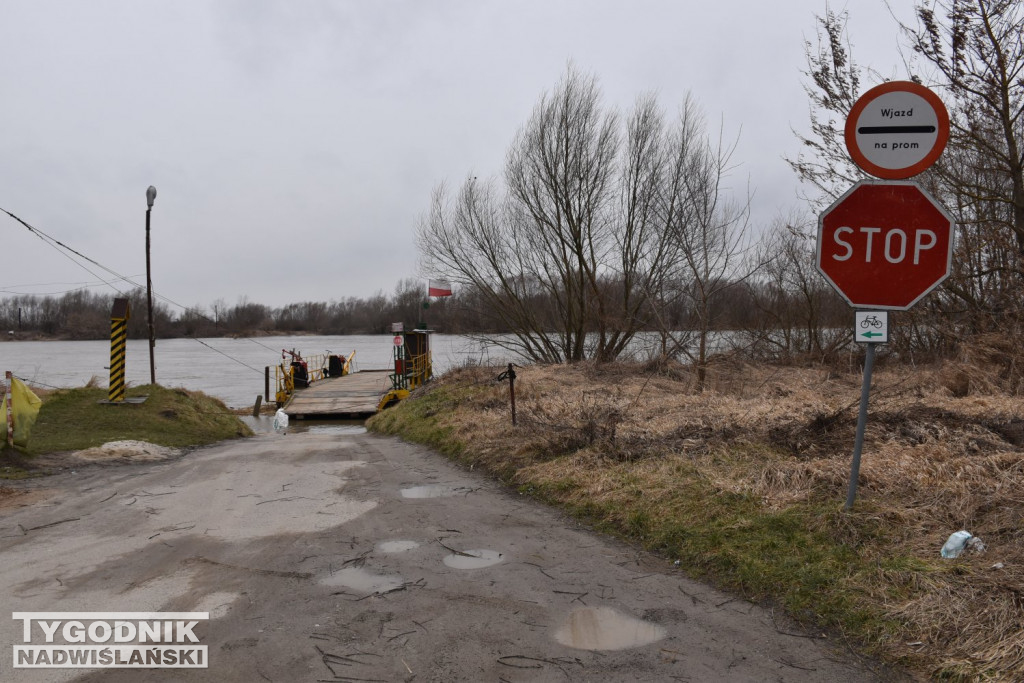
left=845, top=81, right=949, bottom=179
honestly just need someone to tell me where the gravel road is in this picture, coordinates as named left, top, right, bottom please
left=0, top=430, right=908, bottom=682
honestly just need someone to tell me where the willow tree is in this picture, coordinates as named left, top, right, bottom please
left=649, top=97, right=755, bottom=389
left=418, top=68, right=686, bottom=363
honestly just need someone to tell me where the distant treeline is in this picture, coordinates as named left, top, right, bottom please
left=0, top=279, right=459, bottom=339
left=0, top=274, right=851, bottom=348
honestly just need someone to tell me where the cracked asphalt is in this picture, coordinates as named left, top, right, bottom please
left=0, top=430, right=909, bottom=681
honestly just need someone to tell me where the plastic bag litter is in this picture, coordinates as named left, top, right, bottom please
left=273, top=409, right=289, bottom=432
left=941, top=530, right=972, bottom=558
left=941, top=530, right=985, bottom=558
left=9, top=377, right=42, bottom=447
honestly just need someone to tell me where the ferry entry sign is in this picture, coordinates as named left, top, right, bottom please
left=844, top=81, right=949, bottom=180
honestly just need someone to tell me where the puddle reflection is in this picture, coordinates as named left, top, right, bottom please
left=377, top=540, right=420, bottom=553
left=319, top=567, right=403, bottom=593
left=242, top=416, right=367, bottom=435
left=442, top=549, right=504, bottom=569
left=400, top=484, right=473, bottom=499
left=554, top=606, right=666, bottom=651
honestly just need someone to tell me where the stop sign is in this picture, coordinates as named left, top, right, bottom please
left=816, top=181, right=954, bottom=310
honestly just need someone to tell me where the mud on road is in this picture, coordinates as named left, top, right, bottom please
left=0, top=431, right=907, bottom=682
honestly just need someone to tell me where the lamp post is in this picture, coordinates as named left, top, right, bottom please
left=145, top=185, right=157, bottom=385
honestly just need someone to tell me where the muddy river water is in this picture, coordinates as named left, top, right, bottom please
left=0, top=334, right=515, bottom=408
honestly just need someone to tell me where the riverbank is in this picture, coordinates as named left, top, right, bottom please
left=367, top=358, right=1024, bottom=681
left=0, top=385, right=251, bottom=481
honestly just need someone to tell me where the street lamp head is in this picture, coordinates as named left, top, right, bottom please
left=146, top=185, right=157, bottom=208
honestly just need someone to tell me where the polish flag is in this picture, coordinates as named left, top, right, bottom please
left=428, top=279, right=453, bottom=297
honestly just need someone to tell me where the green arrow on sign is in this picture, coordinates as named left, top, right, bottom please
left=861, top=331, right=883, bottom=339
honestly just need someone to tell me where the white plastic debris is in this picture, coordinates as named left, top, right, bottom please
left=940, top=530, right=972, bottom=558
left=74, top=440, right=180, bottom=462
left=273, top=409, right=289, bottom=432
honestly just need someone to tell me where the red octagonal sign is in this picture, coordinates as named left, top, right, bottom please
left=817, top=181, right=955, bottom=310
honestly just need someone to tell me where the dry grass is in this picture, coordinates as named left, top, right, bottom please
left=371, top=356, right=1024, bottom=681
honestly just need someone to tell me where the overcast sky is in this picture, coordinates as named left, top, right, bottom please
left=0, top=1, right=918, bottom=312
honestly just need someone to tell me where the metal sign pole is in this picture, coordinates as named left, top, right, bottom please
left=820, top=82, right=951, bottom=510
left=845, top=342, right=876, bottom=510
left=145, top=186, right=157, bottom=385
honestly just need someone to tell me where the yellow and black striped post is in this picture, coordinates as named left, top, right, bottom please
left=108, top=298, right=131, bottom=402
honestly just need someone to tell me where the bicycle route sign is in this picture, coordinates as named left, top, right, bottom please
left=855, top=311, right=888, bottom=344
left=845, top=81, right=949, bottom=179
left=816, top=180, right=955, bottom=310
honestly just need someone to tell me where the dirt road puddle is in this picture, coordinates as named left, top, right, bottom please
left=320, top=567, right=404, bottom=593
left=443, top=549, right=504, bottom=569
left=192, top=591, right=240, bottom=619
left=553, top=606, right=666, bottom=651
left=244, top=417, right=368, bottom=435
left=305, top=424, right=367, bottom=435
left=377, top=540, right=420, bottom=553
left=400, top=484, right=472, bottom=498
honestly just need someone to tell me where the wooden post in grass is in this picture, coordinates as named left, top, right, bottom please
left=503, top=363, right=517, bottom=427
left=510, top=364, right=517, bottom=426
left=495, top=364, right=518, bottom=426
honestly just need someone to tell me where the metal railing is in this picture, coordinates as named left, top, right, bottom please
left=407, top=352, right=432, bottom=389
left=389, top=346, right=432, bottom=392
left=274, top=350, right=354, bottom=406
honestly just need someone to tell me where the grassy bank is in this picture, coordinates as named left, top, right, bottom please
left=368, top=360, right=1024, bottom=681
left=2, top=384, right=251, bottom=474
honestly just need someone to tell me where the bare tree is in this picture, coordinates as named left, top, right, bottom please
left=906, top=0, right=1024, bottom=254
left=787, top=9, right=870, bottom=209
left=793, top=3, right=1024, bottom=355
left=420, top=178, right=566, bottom=361
left=504, top=67, right=621, bottom=362
left=902, top=0, right=1024, bottom=336
left=746, top=218, right=849, bottom=362
left=418, top=67, right=681, bottom=363
left=651, top=101, right=757, bottom=389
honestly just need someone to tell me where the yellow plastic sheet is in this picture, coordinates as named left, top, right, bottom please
left=11, top=377, right=41, bottom=447
left=1, top=391, right=8, bottom=445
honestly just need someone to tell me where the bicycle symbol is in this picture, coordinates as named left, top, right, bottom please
left=860, top=315, right=883, bottom=329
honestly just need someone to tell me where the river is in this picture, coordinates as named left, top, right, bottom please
left=0, top=334, right=517, bottom=409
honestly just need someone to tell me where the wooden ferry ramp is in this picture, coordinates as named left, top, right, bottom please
left=284, top=369, right=392, bottom=419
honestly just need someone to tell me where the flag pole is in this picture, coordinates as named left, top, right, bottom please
left=422, top=281, right=428, bottom=330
